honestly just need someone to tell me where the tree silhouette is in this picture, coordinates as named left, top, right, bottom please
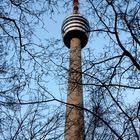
left=0, top=0, right=139, bottom=139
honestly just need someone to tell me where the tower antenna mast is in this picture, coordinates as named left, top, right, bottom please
left=73, top=0, right=79, bottom=14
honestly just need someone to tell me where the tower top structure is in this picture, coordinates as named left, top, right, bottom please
left=61, top=0, right=90, bottom=48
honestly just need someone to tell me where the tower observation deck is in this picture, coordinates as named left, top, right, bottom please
left=61, top=0, right=90, bottom=139
left=62, top=14, right=90, bottom=48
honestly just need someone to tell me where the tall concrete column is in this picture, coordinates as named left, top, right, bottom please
left=64, top=38, right=84, bottom=140
left=62, top=12, right=90, bottom=140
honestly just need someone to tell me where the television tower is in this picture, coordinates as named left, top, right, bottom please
left=61, top=0, right=90, bottom=139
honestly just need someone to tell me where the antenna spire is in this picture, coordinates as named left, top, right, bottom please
left=73, top=0, right=79, bottom=14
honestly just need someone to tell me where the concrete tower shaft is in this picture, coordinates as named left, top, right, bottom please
left=62, top=1, right=90, bottom=139
left=64, top=38, right=84, bottom=140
